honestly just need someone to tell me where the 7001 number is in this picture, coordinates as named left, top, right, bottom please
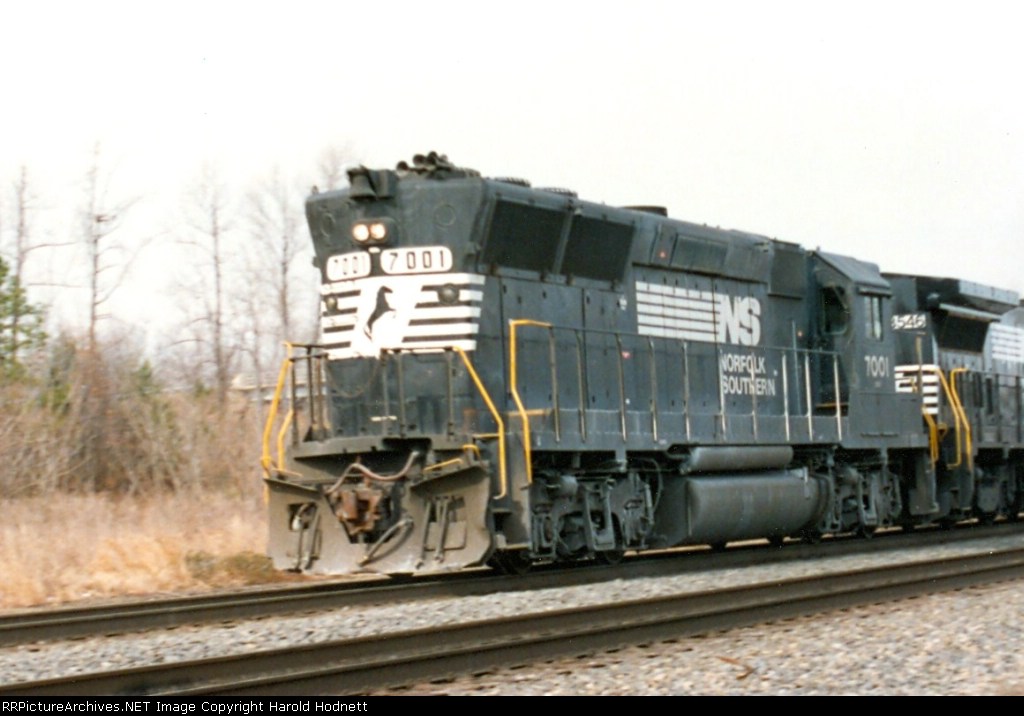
left=381, top=246, right=452, bottom=275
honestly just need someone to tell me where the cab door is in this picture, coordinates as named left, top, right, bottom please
left=812, top=276, right=853, bottom=414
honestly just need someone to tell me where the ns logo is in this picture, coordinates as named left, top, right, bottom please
left=716, top=295, right=762, bottom=346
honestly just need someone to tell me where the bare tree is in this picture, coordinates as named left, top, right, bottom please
left=9, top=166, right=35, bottom=286
left=3, top=165, right=74, bottom=367
left=316, top=143, right=358, bottom=192
left=7, top=165, right=33, bottom=362
left=179, top=165, right=238, bottom=407
left=70, top=144, right=144, bottom=493
left=235, top=247, right=272, bottom=426
left=78, top=143, right=140, bottom=354
left=247, top=167, right=318, bottom=350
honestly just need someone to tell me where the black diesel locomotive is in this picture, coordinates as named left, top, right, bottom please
left=262, top=152, right=1024, bottom=575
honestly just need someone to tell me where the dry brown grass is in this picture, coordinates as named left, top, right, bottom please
left=0, top=490, right=294, bottom=610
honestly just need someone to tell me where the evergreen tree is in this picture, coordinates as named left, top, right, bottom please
left=0, top=255, right=46, bottom=379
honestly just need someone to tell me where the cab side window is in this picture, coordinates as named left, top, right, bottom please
left=864, top=295, right=884, bottom=341
left=821, top=286, right=849, bottom=335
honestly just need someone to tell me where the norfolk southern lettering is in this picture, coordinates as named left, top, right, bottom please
left=719, top=353, right=777, bottom=397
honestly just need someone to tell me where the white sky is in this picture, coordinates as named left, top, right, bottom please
left=2, top=1, right=1022, bottom=344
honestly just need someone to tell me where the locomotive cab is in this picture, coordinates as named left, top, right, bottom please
left=808, top=252, right=923, bottom=447
left=265, top=155, right=503, bottom=574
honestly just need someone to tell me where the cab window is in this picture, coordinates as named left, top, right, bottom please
left=864, top=295, right=884, bottom=341
left=821, top=286, right=849, bottom=335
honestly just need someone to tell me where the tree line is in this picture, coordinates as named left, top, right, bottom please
left=0, top=143, right=355, bottom=496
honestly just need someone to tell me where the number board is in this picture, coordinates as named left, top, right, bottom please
left=382, top=247, right=452, bottom=275
left=326, top=252, right=372, bottom=281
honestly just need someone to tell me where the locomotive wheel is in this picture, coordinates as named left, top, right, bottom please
left=801, top=529, right=822, bottom=545
left=595, top=545, right=625, bottom=565
left=855, top=525, right=876, bottom=539
left=488, top=550, right=532, bottom=576
left=596, top=523, right=625, bottom=565
left=767, top=534, right=786, bottom=548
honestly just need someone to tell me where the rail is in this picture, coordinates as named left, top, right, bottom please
left=6, top=523, right=1024, bottom=650
left=8, top=541, right=1024, bottom=696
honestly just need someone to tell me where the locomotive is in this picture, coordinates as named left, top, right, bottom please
left=261, top=152, right=1024, bottom=576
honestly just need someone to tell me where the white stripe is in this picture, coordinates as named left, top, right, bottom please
left=636, top=280, right=721, bottom=344
left=414, top=306, right=482, bottom=320
left=404, top=323, right=478, bottom=338
left=461, top=289, right=484, bottom=303
left=636, top=281, right=714, bottom=302
left=637, top=305, right=717, bottom=323
left=320, top=305, right=480, bottom=329
left=894, top=364, right=941, bottom=415
left=639, top=314, right=717, bottom=333
left=322, top=316, right=357, bottom=330
left=325, top=338, right=478, bottom=360
left=638, top=325, right=718, bottom=341
left=637, top=294, right=716, bottom=312
left=321, top=272, right=484, bottom=296
left=319, top=272, right=486, bottom=359
left=324, top=287, right=484, bottom=308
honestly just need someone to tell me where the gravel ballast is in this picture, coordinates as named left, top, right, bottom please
left=3, top=535, right=1024, bottom=695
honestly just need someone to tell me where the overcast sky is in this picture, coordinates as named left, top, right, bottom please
left=2, top=1, right=1021, bottom=341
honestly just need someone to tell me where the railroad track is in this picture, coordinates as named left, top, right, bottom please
left=4, top=521, right=1016, bottom=648
left=5, top=544, right=1024, bottom=696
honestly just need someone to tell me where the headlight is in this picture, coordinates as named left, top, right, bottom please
left=437, top=284, right=460, bottom=304
left=352, top=224, right=370, bottom=242
left=352, top=221, right=391, bottom=243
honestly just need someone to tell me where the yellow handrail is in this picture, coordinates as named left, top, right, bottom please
left=933, top=368, right=964, bottom=468
left=423, top=456, right=466, bottom=473
left=948, top=367, right=973, bottom=471
left=509, top=319, right=552, bottom=486
left=261, top=343, right=294, bottom=476
left=454, top=346, right=508, bottom=500
left=914, top=364, right=972, bottom=471
left=922, top=412, right=941, bottom=464
left=276, top=409, right=294, bottom=472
